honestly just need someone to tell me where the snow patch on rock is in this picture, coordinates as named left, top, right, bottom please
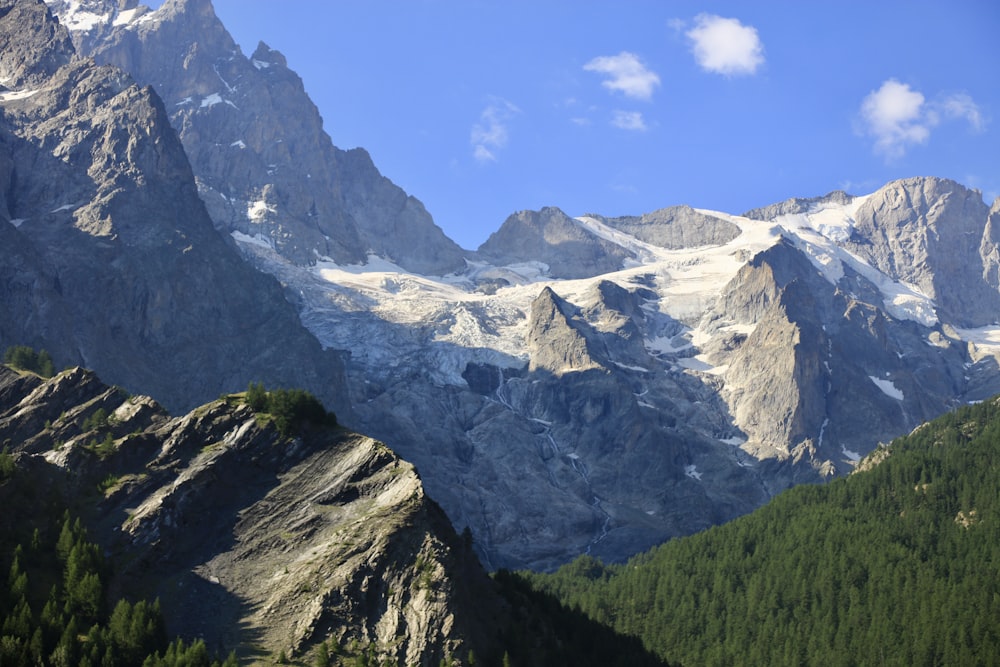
left=247, top=199, right=275, bottom=222
left=0, top=89, right=40, bottom=102
left=869, top=375, right=904, bottom=400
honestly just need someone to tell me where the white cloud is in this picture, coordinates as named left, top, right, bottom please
left=583, top=52, right=660, bottom=100
left=858, top=80, right=984, bottom=160
left=941, top=93, right=983, bottom=131
left=471, top=98, right=520, bottom=163
left=611, top=110, right=647, bottom=131
left=859, top=79, right=928, bottom=159
left=686, top=14, right=764, bottom=76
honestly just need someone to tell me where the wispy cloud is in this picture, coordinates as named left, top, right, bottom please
left=583, top=51, right=660, bottom=100
left=611, top=110, right=647, bottom=131
left=471, top=98, right=521, bottom=163
left=858, top=79, right=984, bottom=160
left=686, top=14, right=764, bottom=76
left=941, top=93, right=984, bottom=131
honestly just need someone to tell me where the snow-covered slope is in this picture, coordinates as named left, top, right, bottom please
left=230, top=176, right=1000, bottom=570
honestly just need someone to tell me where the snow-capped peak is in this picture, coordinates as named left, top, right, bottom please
left=44, top=0, right=154, bottom=32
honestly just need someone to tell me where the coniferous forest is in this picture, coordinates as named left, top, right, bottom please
left=0, top=508, right=237, bottom=666
left=523, top=397, right=1000, bottom=666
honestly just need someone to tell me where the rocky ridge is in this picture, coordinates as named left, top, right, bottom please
left=252, top=177, right=1000, bottom=570
left=49, top=0, right=467, bottom=274
left=0, top=0, right=349, bottom=414
left=0, top=363, right=504, bottom=665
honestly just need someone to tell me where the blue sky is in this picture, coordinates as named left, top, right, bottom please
left=197, top=1, right=997, bottom=250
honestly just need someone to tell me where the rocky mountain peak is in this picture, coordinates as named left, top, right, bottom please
left=12, top=0, right=1000, bottom=579
left=0, top=1, right=351, bottom=414
left=742, top=188, right=854, bottom=221
left=478, top=207, right=634, bottom=278
left=60, top=0, right=468, bottom=274
left=598, top=204, right=743, bottom=249
left=846, top=176, right=998, bottom=327
left=0, top=0, right=74, bottom=89
left=251, top=40, right=287, bottom=68
left=0, top=364, right=510, bottom=664
left=527, top=286, right=602, bottom=374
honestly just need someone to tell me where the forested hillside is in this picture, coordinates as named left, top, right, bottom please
left=524, top=397, right=1000, bottom=666
left=0, top=507, right=237, bottom=666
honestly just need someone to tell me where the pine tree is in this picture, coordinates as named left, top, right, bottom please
left=315, top=640, right=330, bottom=667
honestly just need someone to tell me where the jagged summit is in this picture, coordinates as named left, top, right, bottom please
left=280, top=175, right=1000, bottom=568
left=844, top=176, right=998, bottom=327
left=477, top=206, right=634, bottom=278
left=742, top=188, right=854, bottom=221
left=46, top=0, right=468, bottom=274
left=251, top=40, right=287, bottom=68
left=1, top=0, right=349, bottom=414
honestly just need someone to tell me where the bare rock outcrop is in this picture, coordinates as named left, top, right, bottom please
left=598, top=205, right=742, bottom=249
left=0, top=365, right=505, bottom=665
left=53, top=0, right=467, bottom=274
left=0, top=0, right=350, bottom=414
left=843, top=177, right=998, bottom=327
left=477, top=207, right=634, bottom=278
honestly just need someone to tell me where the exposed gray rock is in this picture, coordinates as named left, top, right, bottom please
left=0, top=0, right=74, bottom=88
left=742, top=189, right=853, bottom=221
left=53, top=0, right=468, bottom=274
left=14, top=0, right=1000, bottom=578
left=596, top=205, right=742, bottom=249
left=477, top=206, right=634, bottom=278
left=709, top=238, right=968, bottom=479
left=526, top=287, right=603, bottom=374
left=0, top=365, right=43, bottom=413
left=843, top=177, right=998, bottom=327
left=0, top=365, right=507, bottom=665
left=339, top=277, right=770, bottom=571
left=0, top=0, right=350, bottom=414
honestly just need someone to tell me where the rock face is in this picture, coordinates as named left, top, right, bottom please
left=477, top=207, right=634, bottom=279
left=743, top=189, right=854, bottom=221
left=48, top=0, right=467, bottom=274
left=0, top=0, right=75, bottom=88
left=0, top=0, right=348, bottom=414
left=842, top=177, right=999, bottom=327
left=0, top=364, right=504, bottom=665
left=597, top=205, right=742, bottom=250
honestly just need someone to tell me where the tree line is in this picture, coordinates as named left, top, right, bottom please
left=523, top=397, right=1000, bottom=666
left=245, top=382, right=337, bottom=437
left=3, top=346, right=55, bottom=378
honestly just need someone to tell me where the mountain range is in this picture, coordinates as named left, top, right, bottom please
left=2, top=0, right=998, bottom=599
left=0, top=0, right=349, bottom=417
left=3, top=0, right=1000, bottom=663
